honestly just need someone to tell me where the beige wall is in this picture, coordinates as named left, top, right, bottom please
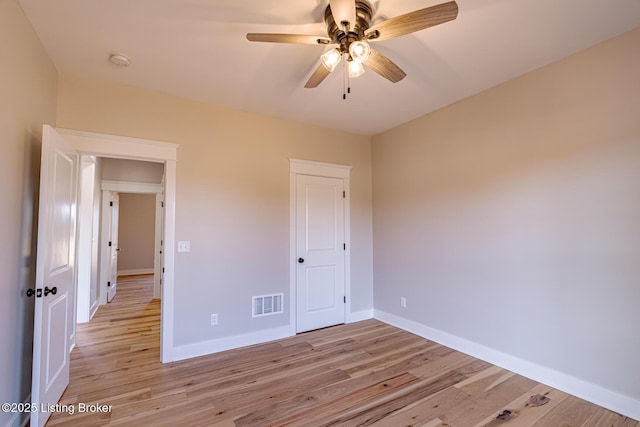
left=57, top=74, right=374, bottom=346
left=117, top=193, right=157, bottom=274
left=372, top=28, right=640, bottom=406
left=102, top=158, right=164, bottom=184
left=0, top=0, right=58, bottom=424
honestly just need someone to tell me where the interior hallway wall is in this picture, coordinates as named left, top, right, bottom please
left=117, top=193, right=157, bottom=275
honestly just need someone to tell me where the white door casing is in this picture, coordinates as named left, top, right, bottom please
left=75, top=156, right=97, bottom=323
left=57, top=127, right=178, bottom=362
left=107, top=192, right=119, bottom=302
left=290, top=159, right=352, bottom=334
left=99, top=180, right=164, bottom=301
left=31, top=125, right=78, bottom=427
left=154, top=193, right=165, bottom=299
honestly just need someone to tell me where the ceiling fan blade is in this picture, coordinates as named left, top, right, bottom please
left=365, top=49, right=407, bottom=83
left=329, top=0, right=356, bottom=29
left=246, top=33, right=331, bottom=45
left=365, top=1, right=458, bottom=41
left=305, top=63, right=332, bottom=88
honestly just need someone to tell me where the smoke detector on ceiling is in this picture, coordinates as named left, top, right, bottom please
left=109, top=53, right=131, bottom=67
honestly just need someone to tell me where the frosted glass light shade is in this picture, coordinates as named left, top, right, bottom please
left=349, top=41, right=371, bottom=63
left=321, top=48, right=342, bottom=72
left=348, top=61, right=365, bottom=78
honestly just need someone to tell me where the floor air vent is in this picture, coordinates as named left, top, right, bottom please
left=253, top=293, right=284, bottom=317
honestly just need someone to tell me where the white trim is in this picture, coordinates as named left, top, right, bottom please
left=347, top=309, right=374, bottom=323
left=161, top=160, right=177, bottom=362
left=98, top=191, right=113, bottom=306
left=117, top=268, right=154, bottom=276
left=289, top=172, right=296, bottom=336
left=76, top=156, right=96, bottom=323
left=89, top=300, right=99, bottom=320
left=57, top=128, right=178, bottom=162
left=6, top=393, right=31, bottom=427
left=172, top=326, right=292, bottom=361
left=343, top=175, right=352, bottom=324
left=153, top=193, right=164, bottom=300
left=100, top=181, right=163, bottom=300
left=289, top=159, right=352, bottom=335
left=58, top=128, right=178, bottom=363
left=374, top=309, right=640, bottom=422
left=101, top=180, right=163, bottom=194
left=289, top=158, right=351, bottom=178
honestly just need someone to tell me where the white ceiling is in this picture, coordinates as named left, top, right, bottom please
left=18, top=0, right=640, bottom=135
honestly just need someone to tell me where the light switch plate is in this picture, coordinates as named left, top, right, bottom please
left=178, top=241, right=190, bottom=252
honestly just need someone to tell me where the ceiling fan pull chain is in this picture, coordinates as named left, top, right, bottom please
left=342, top=55, right=347, bottom=100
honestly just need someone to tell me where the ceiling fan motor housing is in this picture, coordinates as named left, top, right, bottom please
left=324, top=0, right=374, bottom=53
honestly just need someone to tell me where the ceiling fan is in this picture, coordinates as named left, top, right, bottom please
left=246, top=0, right=459, bottom=90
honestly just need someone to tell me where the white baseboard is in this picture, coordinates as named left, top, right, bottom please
left=117, top=268, right=153, bottom=276
left=171, top=326, right=293, bottom=362
left=3, top=393, right=31, bottom=427
left=347, top=309, right=373, bottom=323
left=4, top=412, right=19, bottom=427
left=374, top=310, right=640, bottom=421
left=90, top=300, right=99, bottom=319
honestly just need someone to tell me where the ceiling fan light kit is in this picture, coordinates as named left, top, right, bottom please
left=349, top=40, right=371, bottom=63
left=321, top=48, right=343, bottom=72
left=348, top=60, right=366, bottom=78
left=246, top=0, right=459, bottom=95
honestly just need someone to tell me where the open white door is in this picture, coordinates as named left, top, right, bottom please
left=154, top=193, right=164, bottom=299
left=31, top=125, right=78, bottom=427
left=107, top=193, right=119, bottom=302
left=296, top=174, right=346, bottom=333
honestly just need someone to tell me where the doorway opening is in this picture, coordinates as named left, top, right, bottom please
left=58, top=127, right=178, bottom=362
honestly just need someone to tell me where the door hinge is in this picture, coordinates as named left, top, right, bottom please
left=110, top=201, right=113, bottom=207
left=343, top=191, right=346, bottom=198
left=107, top=281, right=111, bottom=287
left=162, top=267, right=165, bottom=273
left=343, top=296, right=346, bottom=304
left=343, top=243, right=346, bottom=250
left=108, top=241, right=112, bottom=247
left=161, top=201, right=164, bottom=208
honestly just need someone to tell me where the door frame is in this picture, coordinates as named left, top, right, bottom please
left=99, top=190, right=119, bottom=304
left=99, top=181, right=164, bottom=302
left=75, top=155, right=98, bottom=323
left=57, top=128, right=178, bottom=362
left=289, top=159, right=352, bottom=335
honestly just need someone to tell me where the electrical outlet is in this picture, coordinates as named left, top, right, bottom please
left=400, top=297, right=407, bottom=308
left=210, top=313, right=218, bottom=325
left=178, top=241, right=190, bottom=252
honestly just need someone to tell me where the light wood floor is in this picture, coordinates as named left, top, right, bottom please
left=47, top=275, right=638, bottom=426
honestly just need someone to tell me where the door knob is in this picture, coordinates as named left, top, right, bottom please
left=26, top=289, right=43, bottom=297
left=44, top=286, right=57, bottom=296
left=298, top=258, right=304, bottom=263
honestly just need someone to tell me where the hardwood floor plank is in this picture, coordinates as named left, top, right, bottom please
left=442, top=374, right=539, bottom=426
left=46, top=274, right=639, bottom=426
left=369, top=387, right=471, bottom=427
left=470, top=384, right=569, bottom=426
left=531, top=395, right=600, bottom=426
